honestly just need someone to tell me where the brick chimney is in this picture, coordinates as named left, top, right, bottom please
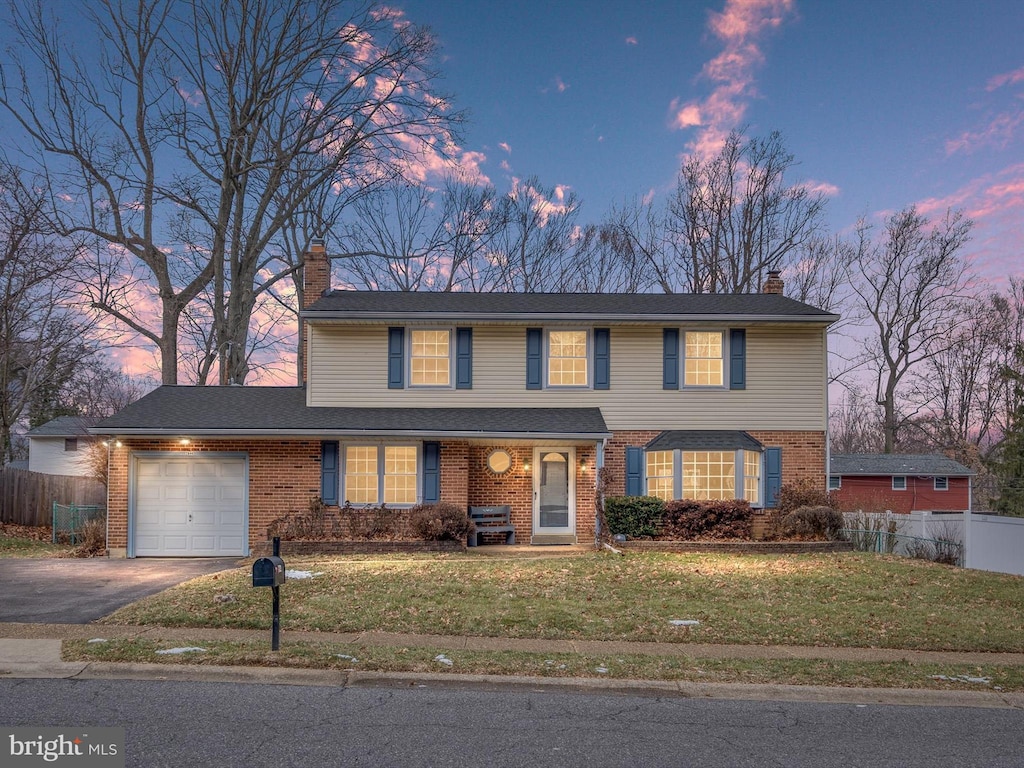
left=763, top=270, right=784, bottom=295
left=300, top=238, right=329, bottom=384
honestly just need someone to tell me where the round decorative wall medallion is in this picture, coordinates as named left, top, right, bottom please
left=486, top=448, right=513, bottom=475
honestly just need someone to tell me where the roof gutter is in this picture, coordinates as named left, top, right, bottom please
left=90, top=427, right=613, bottom=441
left=301, top=311, right=841, bottom=325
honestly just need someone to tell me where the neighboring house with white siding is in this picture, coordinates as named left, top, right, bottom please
left=92, top=240, right=838, bottom=557
left=28, top=416, right=101, bottom=476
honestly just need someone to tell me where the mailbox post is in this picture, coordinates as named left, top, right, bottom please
left=252, top=536, right=286, bottom=650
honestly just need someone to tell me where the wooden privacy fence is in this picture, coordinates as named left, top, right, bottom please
left=0, top=468, right=106, bottom=527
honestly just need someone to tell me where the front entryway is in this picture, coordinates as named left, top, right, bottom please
left=533, top=447, right=575, bottom=543
left=131, top=453, right=248, bottom=557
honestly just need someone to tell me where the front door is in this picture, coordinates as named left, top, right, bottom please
left=533, top=447, right=575, bottom=536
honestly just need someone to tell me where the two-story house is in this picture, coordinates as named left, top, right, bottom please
left=94, top=241, right=837, bottom=557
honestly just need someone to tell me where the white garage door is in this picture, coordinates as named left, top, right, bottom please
left=133, top=454, right=248, bottom=556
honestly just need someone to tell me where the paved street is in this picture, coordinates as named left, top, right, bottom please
left=2, top=677, right=1022, bottom=768
left=0, top=558, right=241, bottom=623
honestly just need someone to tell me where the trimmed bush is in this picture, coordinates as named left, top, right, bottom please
left=780, top=505, right=845, bottom=541
left=775, top=478, right=832, bottom=514
left=661, top=499, right=754, bottom=540
left=409, top=503, right=475, bottom=542
left=603, top=496, right=664, bottom=538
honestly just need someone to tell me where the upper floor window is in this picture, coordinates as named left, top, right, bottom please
left=64, top=438, right=78, bottom=452
left=343, top=444, right=418, bottom=506
left=548, top=330, right=588, bottom=387
left=684, top=331, right=724, bottom=386
left=934, top=476, right=948, bottom=491
left=892, top=476, right=907, bottom=491
left=410, top=329, right=451, bottom=387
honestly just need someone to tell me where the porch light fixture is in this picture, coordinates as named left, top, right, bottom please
left=179, top=438, right=191, bottom=445
left=115, top=440, right=123, bottom=448
left=580, top=460, right=588, bottom=473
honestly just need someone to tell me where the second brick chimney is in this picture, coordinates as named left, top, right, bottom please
left=301, top=238, right=329, bottom=384
left=763, top=270, right=784, bottom=295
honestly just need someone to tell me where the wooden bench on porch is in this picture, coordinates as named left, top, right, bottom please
left=467, top=505, right=515, bottom=547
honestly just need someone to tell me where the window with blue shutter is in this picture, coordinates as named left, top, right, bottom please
left=663, top=329, right=679, bottom=390
left=422, top=442, right=441, bottom=504
left=594, top=327, right=610, bottom=390
left=729, top=328, right=746, bottom=390
left=387, top=327, right=405, bottom=389
left=765, top=447, right=782, bottom=507
left=321, top=441, right=339, bottom=506
left=455, top=327, right=473, bottom=389
left=625, top=447, right=644, bottom=496
left=526, top=327, right=543, bottom=389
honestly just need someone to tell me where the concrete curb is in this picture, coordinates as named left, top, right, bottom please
left=2, top=660, right=1022, bottom=709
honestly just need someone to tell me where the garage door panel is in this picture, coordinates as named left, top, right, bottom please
left=133, top=455, right=247, bottom=557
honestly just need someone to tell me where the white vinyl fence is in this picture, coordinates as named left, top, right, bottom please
left=845, top=510, right=1024, bottom=577
left=963, top=511, right=1024, bottom=577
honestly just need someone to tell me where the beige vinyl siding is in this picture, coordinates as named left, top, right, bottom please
left=307, top=324, right=828, bottom=431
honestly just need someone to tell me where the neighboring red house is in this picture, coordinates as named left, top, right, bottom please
left=829, top=454, right=973, bottom=514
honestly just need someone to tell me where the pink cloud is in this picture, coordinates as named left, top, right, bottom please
left=555, top=76, right=569, bottom=93
left=914, top=162, right=1024, bottom=285
left=670, top=0, right=795, bottom=159
left=986, top=66, right=1024, bottom=91
left=946, top=111, right=1024, bottom=156
left=500, top=159, right=512, bottom=172
left=625, top=36, right=638, bottom=45
left=800, top=179, right=841, bottom=197
left=498, top=142, right=511, bottom=154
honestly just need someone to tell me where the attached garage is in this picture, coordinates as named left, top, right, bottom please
left=131, top=453, right=248, bottom=557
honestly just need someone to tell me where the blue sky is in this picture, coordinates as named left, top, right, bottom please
left=398, top=0, right=1024, bottom=281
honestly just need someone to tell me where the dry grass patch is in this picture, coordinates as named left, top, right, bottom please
left=0, top=524, right=73, bottom=558
left=99, top=552, right=1024, bottom=652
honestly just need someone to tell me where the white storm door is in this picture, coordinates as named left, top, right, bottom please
left=533, top=447, right=575, bottom=535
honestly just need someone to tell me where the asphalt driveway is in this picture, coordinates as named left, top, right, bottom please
left=0, top=557, right=242, bottom=624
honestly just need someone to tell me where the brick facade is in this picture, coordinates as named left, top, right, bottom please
left=107, top=437, right=601, bottom=555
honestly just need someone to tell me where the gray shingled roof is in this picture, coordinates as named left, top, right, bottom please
left=831, top=454, right=973, bottom=476
left=28, top=416, right=101, bottom=437
left=304, top=290, right=837, bottom=321
left=645, top=430, right=763, bottom=451
left=91, top=386, right=610, bottom=439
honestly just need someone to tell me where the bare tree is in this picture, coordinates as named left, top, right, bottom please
left=846, top=206, right=976, bottom=452
left=663, top=129, right=827, bottom=293
left=2, top=0, right=459, bottom=385
left=0, top=163, right=95, bottom=463
left=829, top=386, right=885, bottom=454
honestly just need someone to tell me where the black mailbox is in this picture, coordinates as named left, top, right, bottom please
left=252, top=556, right=286, bottom=588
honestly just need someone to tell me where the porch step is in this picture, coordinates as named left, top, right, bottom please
left=530, top=534, right=577, bottom=546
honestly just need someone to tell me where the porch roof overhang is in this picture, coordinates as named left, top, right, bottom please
left=90, top=386, right=611, bottom=442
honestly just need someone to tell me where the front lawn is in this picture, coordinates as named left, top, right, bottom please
left=100, top=551, right=1024, bottom=653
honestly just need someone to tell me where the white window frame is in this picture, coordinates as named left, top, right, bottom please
left=681, top=329, right=727, bottom=388
left=644, top=448, right=763, bottom=507
left=546, top=329, right=590, bottom=388
left=408, top=328, right=453, bottom=388
left=828, top=475, right=842, bottom=491
left=892, top=476, right=907, bottom=491
left=933, top=476, right=949, bottom=491
left=341, top=443, right=421, bottom=507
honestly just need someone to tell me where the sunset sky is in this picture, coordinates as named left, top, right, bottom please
left=397, top=0, right=1023, bottom=282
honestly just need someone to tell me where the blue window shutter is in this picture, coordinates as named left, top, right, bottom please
left=626, top=447, right=644, bottom=496
left=321, top=441, right=339, bottom=506
left=526, top=327, right=542, bottom=389
left=663, top=329, right=679, bottom=390
left=422, top=442, right=440, bottom=504
left=387, top=327, right=405, bottom=389
left=456, top=327, right=473, bottom=389
left=594, top=328, right=610, bottom=390
left=765, top=447, right=782, bottom=507
left=729, top=328, right=746, bottom=390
